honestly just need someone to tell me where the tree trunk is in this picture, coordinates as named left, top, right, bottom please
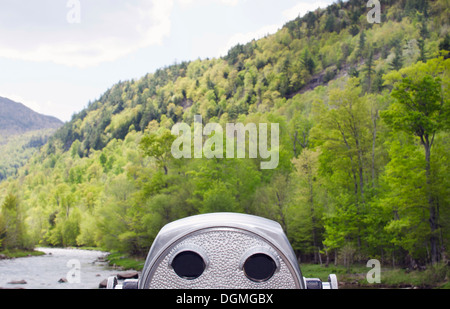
left=424, top=137, right=439, bottom=265
left=276, top=191, right=287, bottom=236
left=371, top=107, right=378, bottom=187
left=292, top=131, right=298, bottom=157
left=309, top=174, right=319, bottom=264
left=354, top=133, right=365, bottom=204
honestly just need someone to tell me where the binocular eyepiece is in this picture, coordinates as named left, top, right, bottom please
left=107, top=213, right=338, bottom=290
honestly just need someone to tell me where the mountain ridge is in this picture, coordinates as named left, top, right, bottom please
left=0, top=96, right=64, bottom=181
left=0, top=96, right=63, bottom=137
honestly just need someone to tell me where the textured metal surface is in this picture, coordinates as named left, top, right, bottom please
left=139, top=213, right=305, bottom=289
left=141, top=227, right=300, bottom=289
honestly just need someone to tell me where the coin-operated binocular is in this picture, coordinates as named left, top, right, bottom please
left=108, top=213, right=338, bottom=289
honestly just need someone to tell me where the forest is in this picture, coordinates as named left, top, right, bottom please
left=0, top=0, right=449, bottom=269
left=0, top=129, right=57, bottom=182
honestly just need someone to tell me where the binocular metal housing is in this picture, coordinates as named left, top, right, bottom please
left=107, top=213, right=338, bottom=289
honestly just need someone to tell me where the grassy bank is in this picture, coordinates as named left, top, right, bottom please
left=105, top=252, right=146, bottom=271
left=300, top=263, right=450, bottom=289
left=0, top=248, right=46, bottom=259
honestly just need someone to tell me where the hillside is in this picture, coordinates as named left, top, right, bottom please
left=0, top=97, right=63, bottom=181
left=0, top=97, right=63, bottom=138
left=1, top=0, right=449, bottom=273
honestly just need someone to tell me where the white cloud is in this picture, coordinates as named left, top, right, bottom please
left=0, top=0, right=174, bottom=68
left=218, top=24, right=280, bottom=57
left=218, top=0, right=333, bottom=57
left=178, top=0, right=240, bottom=7
left=282, top=1, right=331, bottom=21
left=219, top=0, right=240, bottom=6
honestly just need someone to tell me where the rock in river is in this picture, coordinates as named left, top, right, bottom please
left=8, top=280, right=27, bottom=285
left=117, top=271, right=139, bottom=280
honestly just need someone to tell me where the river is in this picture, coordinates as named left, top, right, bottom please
left=0, top=248, right=122, bottom=289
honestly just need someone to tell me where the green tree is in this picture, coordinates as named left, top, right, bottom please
left=378, top=136, right=430, bottom=264
left=390, top=45, right=404, bottom=71
left=312, top=78, right=374, bottom=258
left=0, top=207, right=5, bottom=249
left=288, top=112, right=313, bottom=157
left=1, top=194, right=26, bottom=249
left=291, top=148, right=324, bottom=263
left=382, top=57, right=450, bottom=264
left=417, top=38, right=427, bottom=63
left=61, top=208, right=81, bottom=247
left=140, top=129, right=176, bottom=175
left=250, top=173, right=292, bottom=235
left=362, top=48, right=375, bottom=93
left=358, top=30, right=366, bottom=59
left=201, top=180, right=238, bottom=213
left=439, top=34, right=450, bottom=59
left=95, top=174, right=138, bottom=253
left=417, top=15, right=428, bottom=63
left=315, top=78, right=370, bottom=206
left=301, top=50, right=316, bottom=75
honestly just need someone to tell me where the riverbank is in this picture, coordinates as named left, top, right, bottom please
left=0, top=249, right=46, bottom=259
left=0, top=247, right=121, bottom=289
left=0, top=247, right=145, bottom=270
left=105, top=252, right=145, bottom=271
left=300, top=263, right=450, bottom=289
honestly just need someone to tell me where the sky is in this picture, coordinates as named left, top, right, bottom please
left=0, top=0, right=334, bottom=122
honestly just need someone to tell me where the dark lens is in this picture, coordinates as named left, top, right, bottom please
left=171, top=251, right=205, bottom=280
left=243, top=253, right=277, bottom=282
